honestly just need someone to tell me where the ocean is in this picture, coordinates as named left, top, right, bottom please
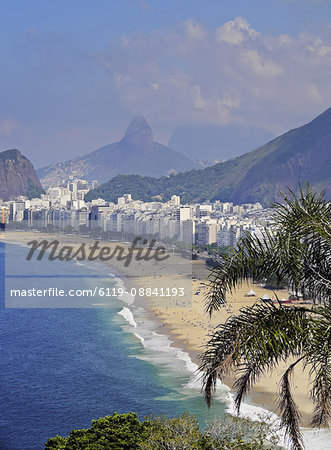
left=0, top=242, right=230, bottom=449
left=1, top=241, right=330, bottom=449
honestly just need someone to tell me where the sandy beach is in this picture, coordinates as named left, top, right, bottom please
left=133, top=260, right=314, bottom=426
left=2, top=229, right=314, bottom=427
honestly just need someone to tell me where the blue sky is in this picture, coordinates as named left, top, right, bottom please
left=1, top=0, right=331, bottom=166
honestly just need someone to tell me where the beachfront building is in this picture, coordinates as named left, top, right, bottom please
left=180, top=219, right=196, bottom=245
left=196, top=221, right=220, bottom=245
left=176, top=206, right=193, bottom=239
left=159, top=216, right=177, bottom=240
left=89, top=205, right=115, bottom=229
left=104, top=212, right=122, bottom=233
left=5, top=186, right=272, bottom=251
left=121, top=212, right=136, bottom=235
left=9, top=201, right=25, bottom=222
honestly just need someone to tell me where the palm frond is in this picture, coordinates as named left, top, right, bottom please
left=205, top=229, right=293, bottom=315
left=233, top=364, right=256, bottom=413
left=201, top=185, right=331, bottom=449
left=200, top=303, right=310, bottom=410
left=278, top=356, right=305, bottom=450
left=205, top=185, right=331, bottom=316
left=307, top=308, right=331, bottom=428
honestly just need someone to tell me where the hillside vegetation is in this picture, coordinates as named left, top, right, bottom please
left=86, top=107, right=331, bottom=206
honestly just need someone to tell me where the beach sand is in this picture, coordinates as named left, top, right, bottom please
left=2, top=230, right=314, bottom=426
left=132, top=261, right=314, bottom=426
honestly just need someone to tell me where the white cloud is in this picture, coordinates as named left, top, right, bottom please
left=6, top=14, right=330, bottom=164
left=19, top=17, right=331, bottom=142
left=306, top=83, right=322, bottom=101
left=307, top=38, right=331, bottom=55
left=92, top=17, right=331, bottom=135
left=278, top=34, right=292, bottom=45
left=192, top=85, right=206, bottom=109
left=244, top=50, right=283, bottom=76
left=215, top=17, right=259, bottom=45
left=183, top=18, right=205, bottom=40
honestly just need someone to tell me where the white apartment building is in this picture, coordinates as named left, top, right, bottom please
left=9, top=201, right=25, bottom=222
left=159, top=216, right=177, bottom=240
left=176, top=207, right=192, bottom=221
left=170, top=195, right=180, bottom=206
left=197, top=204, right=213, bottom=218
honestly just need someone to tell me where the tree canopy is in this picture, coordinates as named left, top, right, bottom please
left=45, top=411, right=279, bottom=449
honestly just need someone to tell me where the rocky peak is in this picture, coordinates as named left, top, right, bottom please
left=121, top=115, right=154, bottom=152
left=0, top=149, right=42, bottom=201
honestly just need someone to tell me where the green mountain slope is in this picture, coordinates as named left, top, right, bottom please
left=85, top=108, right=331, bottom=205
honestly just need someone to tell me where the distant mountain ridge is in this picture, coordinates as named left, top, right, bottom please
left=37, top=116, right=200, bottom=187
left=85, top=107, right=331, bottom=206
left=0, top=149, right=43, bottom=201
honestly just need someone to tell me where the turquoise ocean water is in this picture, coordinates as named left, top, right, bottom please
left=0, top=242, right=229, bottom=449
left=1, top=241, right=329, bottom=449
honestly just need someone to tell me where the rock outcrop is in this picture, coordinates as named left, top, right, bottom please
left=0, top=149, right=43, bottom=201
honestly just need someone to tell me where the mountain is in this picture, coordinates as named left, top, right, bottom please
left=0, top=149, right=43, bottom=201
left=37, top=116, right=200, bottom=187
left=85, top=107, right=331, bottom=206
left=168, top=124, right=275, bottom=162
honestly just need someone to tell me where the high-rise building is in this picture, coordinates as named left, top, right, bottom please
left=170, top=195, right=180, bottom=206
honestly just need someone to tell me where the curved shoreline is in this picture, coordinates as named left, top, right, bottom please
left=2, top=230, right=329, bottom=441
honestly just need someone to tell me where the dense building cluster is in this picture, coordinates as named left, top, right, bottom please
left=1, top=179, right=270, bottom=248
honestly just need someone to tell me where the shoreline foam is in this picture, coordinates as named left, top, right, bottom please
left=3, top=230, right=331, bottom=448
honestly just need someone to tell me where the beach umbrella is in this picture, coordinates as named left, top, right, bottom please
left=245, top=289, right=256, bottom=297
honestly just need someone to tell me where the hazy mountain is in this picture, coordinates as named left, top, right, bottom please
left=37, top=116, right=200, bottom=187
left=86, top=107, right=331, bottom=206
left=168, top=124, right=275, bottom=161
left=0, top=149, right=43, bottom=201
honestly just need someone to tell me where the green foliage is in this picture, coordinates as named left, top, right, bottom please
left=84, top=175, right=161, bottom=203
left=84, top=109, right=331, bottom=206
left=201, top=185, right=331, bottom=450
left=205, top=185, right=331, bottom=313
left=139, top=412, right=205, bottom=449
left=26, top=179, right=45, bottom=199
left=45, top=412, right=152, bottom=449
left=45, top=412, right=278, bottom=449
left=83, top=157, right=251, bottom=204
left=45, top=435, right=67, bottom=449
left=205, top=415, right=280, bottom=449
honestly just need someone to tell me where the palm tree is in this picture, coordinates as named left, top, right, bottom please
left=200, top=185, right=331, bottom=449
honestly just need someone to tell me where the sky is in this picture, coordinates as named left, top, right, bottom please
left=0, top=0, right=331, bottom=166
